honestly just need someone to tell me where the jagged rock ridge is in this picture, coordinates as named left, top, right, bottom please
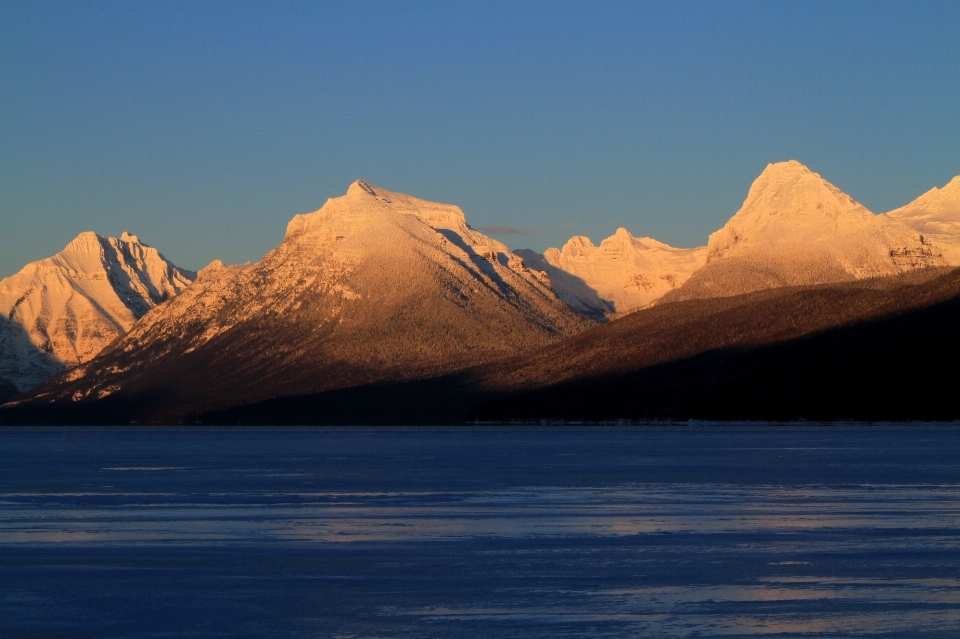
left=664, top=160, right=948, bottom=302
left=518, top=228, right=706, bottom=315
left=0, top=232, right=195, bottom=392
left=885, top=175, right=960, bottom=264
left=20, top=180, right=589, bottom=414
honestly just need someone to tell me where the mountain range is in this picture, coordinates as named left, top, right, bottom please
left=2, top=161, right=959, bottom=422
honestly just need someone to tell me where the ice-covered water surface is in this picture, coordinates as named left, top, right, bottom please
left=1, top=425, right=959, bottom=638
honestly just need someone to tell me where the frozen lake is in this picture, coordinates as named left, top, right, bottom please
left=1, top=425, right=959, bottom=637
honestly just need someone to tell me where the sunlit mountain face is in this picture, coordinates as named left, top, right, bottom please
left=885, top=175, right=960, bottom=264
left=3, top=164, right=960, bottom=424
left=4, top=180, right=588, bottom=418
left=0, top=232, right=194, bottom=393
left=518, top=161, right=957, bottom=314
left=661, top=161, right=947, bottom=303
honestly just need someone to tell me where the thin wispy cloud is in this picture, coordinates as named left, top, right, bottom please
left=479, top=222, right=575, bottom=236
left=478, top=225, right=540, bottom=235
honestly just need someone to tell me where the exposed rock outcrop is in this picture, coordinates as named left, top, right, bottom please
left=885, top=175, right=960, bottom=264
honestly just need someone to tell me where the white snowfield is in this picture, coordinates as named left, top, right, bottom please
left=518, top=230, right=706, bottom=316
left=0, top=232, right=195, bottom=392
left=532, top=160, right=953, bottom=310
left=885, top=175, right=960, bottom=265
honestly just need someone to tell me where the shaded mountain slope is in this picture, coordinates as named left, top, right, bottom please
left=473, top=268, right=960, bottom=421
left=0, top=232, right=195, bottom=392
left=7, top=268, right=958, bottom=425
left=0, top=376, right=17, bottom=404
left=4, top=181, right=589, bottom=419
left=200, top=267, right=960, bottom=424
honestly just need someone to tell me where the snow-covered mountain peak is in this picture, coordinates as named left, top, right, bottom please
left=348, top=178, right=389, bottom=200
left=556, top=236, right=596, bottom=258
left=530, top=227, right=707, bottom=315
left=39, top=184, right=588, bottom=409
left=708, top=161, right=874, bottom=259
left=63, top=231, right=104, bottom=255
left=664, top=163, right=948, bottom=303
left=756, top=158, right=810, bottom=178
left=885, top=174, right=960, bottom=263
left=286, top=180, right=470, bottom=242
left=887, top=175, right=960, bottom=219
left=0, top=232, right=195, bottom=393
left=200, top=259, right=227, bottom=273
left=741, top=160, right=862, bottom=220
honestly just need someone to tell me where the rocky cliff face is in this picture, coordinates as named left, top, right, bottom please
left=21, top=181, right=590, bottom=414
left=0, top=232, right=195, bottom=392
left=519, top=229, right=706, bottom=316
left=885, top=175, right=960, bottom=264
left=664, top=161, right=947, bottom=302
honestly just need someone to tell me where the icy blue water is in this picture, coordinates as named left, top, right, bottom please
left=1, top=425, right=959, bottom=638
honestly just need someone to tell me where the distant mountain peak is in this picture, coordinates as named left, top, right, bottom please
left=755, top=159, right=811, bottom=181
left=558, top=236, right=596, bottom=257
left=888, top=174, right=960, bottom=217
left=664, top=162, right=948, bottom=303
left=348, top=178, right=392, bottom=202
left=707, top=161, right=874, bottom=261
left=0, top=231, right=195, bottom=393
left=64, top=231, right=105, bottom=254
left=742, top=160, right=860, bottom=217
left=533, top=227, right=706, bottom=315
left=286, top=180, right=470, bottom=244
left=885, top=173, right=960, bottom=263
left=25, top=183, right=588, bottom=411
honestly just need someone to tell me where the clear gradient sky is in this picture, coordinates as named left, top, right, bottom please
left=2, top=1, right=959, bottom=278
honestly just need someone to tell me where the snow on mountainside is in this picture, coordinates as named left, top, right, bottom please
left=24, top=181, right=589, bottom=412
left=518, top=229, right=706, bottom=315
left=664, top=160, right=948, bottom=302
left=885, top=175, right=960, bottom=264
left=0, top=232, right=195, bottom=392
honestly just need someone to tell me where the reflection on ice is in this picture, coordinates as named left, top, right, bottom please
left=1, top=425, right=959, bottom=637
left=3, top=483, right=959, bottom=544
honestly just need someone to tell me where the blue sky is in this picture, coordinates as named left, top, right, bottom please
left=2, top=1, right=959, bottom=277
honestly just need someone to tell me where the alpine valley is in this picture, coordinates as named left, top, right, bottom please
left=3, top=161, right=960, bottom=423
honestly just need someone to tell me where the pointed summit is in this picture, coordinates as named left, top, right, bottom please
left=708, top=161, right=872, bottom=259
left=22, top=182, right=588, bottom=413
left=664, top=162, right=948, bottom=303
left=286, top=180, right=469, bottom=242
left=0, top=232, right=195, bottom=393
left=63, top=231, right=105, bottom=255
left=886, top=174, right=960, bottom=264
